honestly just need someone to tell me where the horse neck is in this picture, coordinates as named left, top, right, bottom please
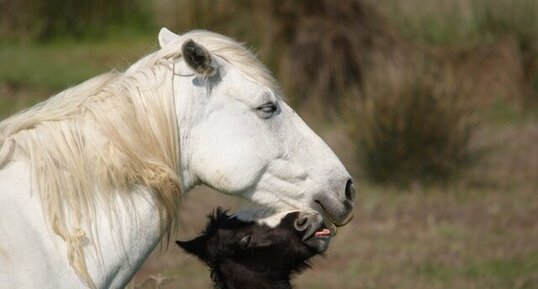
left=84, top=186, right=164, bottom=288
left=1, top=155, right=166, bottom=289
left=0, top=56, right=182, bottom=288
left=70, top=68, right=181, bottom=287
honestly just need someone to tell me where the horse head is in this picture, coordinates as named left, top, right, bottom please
left=158, top=28, right=356, bottom=229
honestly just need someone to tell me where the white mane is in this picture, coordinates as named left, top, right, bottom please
left=0, top=30, right=276, bottom=288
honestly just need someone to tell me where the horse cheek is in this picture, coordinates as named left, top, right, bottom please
left=192, top=134, right=268, bottom=194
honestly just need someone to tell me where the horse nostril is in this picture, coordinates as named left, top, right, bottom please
left=345, top=179, right=356, bottom=202
left=295, top=212, right=324, bottom=240
left=294, top=216, right=309, bottom=231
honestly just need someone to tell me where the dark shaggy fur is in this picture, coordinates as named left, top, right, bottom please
left=177, top=208, right=328, bottom=289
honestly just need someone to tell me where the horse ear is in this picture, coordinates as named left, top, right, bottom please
left=181, top=39, right=217, bottom=77
left=158, top=27, right=178, bottom=48
left=176, top=237, right=209, bottom=262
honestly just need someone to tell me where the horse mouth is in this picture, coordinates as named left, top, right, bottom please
left=303, top=222, right=332, bottom=253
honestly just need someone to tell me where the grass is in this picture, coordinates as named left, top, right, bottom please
left=302, top=176, right=537, bottom=289
left=0, top=37, right=154, bottom=90
left=133, top=168, right=538, bottom=289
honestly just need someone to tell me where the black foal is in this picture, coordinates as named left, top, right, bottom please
left=177, top=208, right=332, bottom=289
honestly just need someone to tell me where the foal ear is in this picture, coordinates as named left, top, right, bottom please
left=181, top=39, right=217, bottom=77
left=176, top=237, right=209, bottom=262
left=158, top=27, right=179, bottom=48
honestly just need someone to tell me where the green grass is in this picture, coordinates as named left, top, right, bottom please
left=0, top=36, right=156, bottom=118
left=469, top=253, right=538, bottom=284
left=412, top=252, right=538, bottom=287
left=0, top=37, right=155, bottom=91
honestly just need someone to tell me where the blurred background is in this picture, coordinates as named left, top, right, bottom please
left=1, top=0, right=537, bottom=288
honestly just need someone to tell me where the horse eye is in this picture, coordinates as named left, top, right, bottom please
left=239, top=235, right=252, bottom=249
left=256, top=103, right=277, bottom=119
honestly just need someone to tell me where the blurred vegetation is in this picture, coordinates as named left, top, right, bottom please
left=0, top=0, right=536, bottom=183
left=0, top=0, right=153, bottom=41
left=371, top=0, right=538, bottom=105
left=346, top=67, right=477, bottom=184
left=374, top=0, right=537, bottom=45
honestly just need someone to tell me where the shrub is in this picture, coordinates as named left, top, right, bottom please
left=345, top=69, right=477, bottom=184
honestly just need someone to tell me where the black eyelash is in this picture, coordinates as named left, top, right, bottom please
left=258, top=103, right=277, bottom=114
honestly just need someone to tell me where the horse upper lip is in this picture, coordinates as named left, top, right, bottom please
left=314, top=200, right=353, bottom=229
left=336, top=213, right=354, bottom=227
left=304, top=222, right=331, bottom=241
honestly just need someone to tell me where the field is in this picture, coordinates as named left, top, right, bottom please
left=1, top=0, right=537, bottom=288
left=134, top=122, right=538, bottom=289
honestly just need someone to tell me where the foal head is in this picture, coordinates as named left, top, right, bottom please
left=176, top=208, right=332, bottom=289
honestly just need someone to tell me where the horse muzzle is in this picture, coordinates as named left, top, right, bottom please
left=311, top=180, right=356, bottom=231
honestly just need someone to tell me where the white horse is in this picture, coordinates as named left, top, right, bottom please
left=0, top=28, right=355, bottom=289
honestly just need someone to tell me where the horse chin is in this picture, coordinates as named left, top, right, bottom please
left=304, top=236, right=331, bottom=253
